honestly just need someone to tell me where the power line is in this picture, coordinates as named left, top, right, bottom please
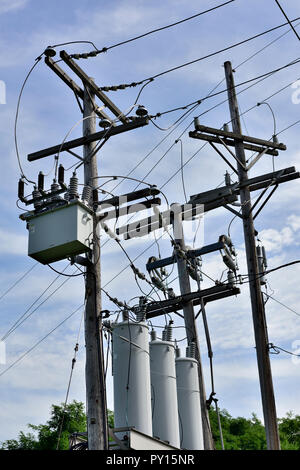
left=160, top=72, right=300, bottom=191
left=177, top=139, right=188, bottom=203
left=277, top=118, right=300, bottom=136
left=241, top=260, right=300, bottom=282
left=263, top=292, right=300, bottom=318
left=1, top=264, right=75, bottom=341
left=98, top=73, right=300, bottom=292
left=100, top=117, right=300, bottom=292
left=134, top=59, right=300, bottom=195
left=0, top=304, right=84, bottom=379
left=14, top=56, right=42, bottom=183
left=274, top=0, right=300, bottom=42
left=268, top=343, right=300, bottom=357
left=151, top=58, right=300, bottom=120
left=151, top=20, right=300, bottom=120
left=69, top=1, right=236, bottom=59
left=56, top=308, right=85, bottom=450
left=0, top=263, right=38, bottom=303
left=97, top=17, right=300, bottom=89
left=99, top=44, right=298, bottom=210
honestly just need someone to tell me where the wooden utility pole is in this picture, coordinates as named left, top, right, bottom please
left=224, top=61, right=280, bottom=450
left=83, top=84, right=108, bottom=450
left=171, top=203, right=214, bottom=450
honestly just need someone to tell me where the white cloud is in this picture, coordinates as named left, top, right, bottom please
left=287, top=214, right=300, bottom=232
left=0, top=0, right=28, bottom=15
left=259, top=226, right=297, bottom=253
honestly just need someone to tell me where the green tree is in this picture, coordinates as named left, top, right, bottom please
left=209, top=408, right=267, bottom=450
left=1, top=400, right=86, bottom=450
left=279, top=412, right=300, bottom=450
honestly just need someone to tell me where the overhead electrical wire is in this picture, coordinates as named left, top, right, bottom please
left=0, top=304, right=84, bottom=379
left=150, top=57, right=300, bottom=121
left=240, top=260, right=300, bottom=282
left=124, top=57, right=300, bottom=199
left=1, top=270, right=74, bottom=342
left=99, top=102, right=202, bottom=204
left=1, top=263, right=71, bottom=341
left=268, top=343, right=300, bottom=357
left=10, top=7, right=300, bottom=401
left=26, top=16, right=297, bottom=300
left=56, top=307, right=85, bottom=450
left=177, top=139, right=188, bottom=203
left=99, top=114, right=300, bottom=292
left=100, top=112, right=300, bottom=294
left=96, top=45, right=299, bottom=210
left=150, top=20, right=300, bottom=120
left=49, top=40, right=98, bottom=50
left=276, top=118, right=300, bottom=136
left=0, top=263, right=38, bottom=303
left=160, top=68, right=300, bottom=191
left=97, top=17, right=300, bottom=89
left=14, top=56, right=43, bottom=183
left=262, top=292, right=300, bottom=318
left=274, top=0, right=300, bottom=42
left=69, top=1, right=236, bottom=59
left=98, top=70, right=300, bottom=297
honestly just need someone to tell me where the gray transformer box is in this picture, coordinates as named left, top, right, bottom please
left=26, top=201, right=93, bottom=264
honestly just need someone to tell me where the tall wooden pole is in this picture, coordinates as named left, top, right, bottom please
left=83, top=83, right=108, bottom=450
left=224, top=61, right=280, bottom=450
left=172, top=203, right=214, bottom=450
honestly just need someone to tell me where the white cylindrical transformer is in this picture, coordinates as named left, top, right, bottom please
left=150, top=339, right=180, bottom=448
left=176, top=357, right=204, bottom=450
left=112, top=320, right=152, bottom=439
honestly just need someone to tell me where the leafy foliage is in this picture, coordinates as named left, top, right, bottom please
left=1, top=401, right=300, bottom=450
left=1, top=400, right=86, bottom=450
left=209, top=407, right=300, bottom=450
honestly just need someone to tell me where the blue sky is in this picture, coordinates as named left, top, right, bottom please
left=0, top=0, right=300, bottom=444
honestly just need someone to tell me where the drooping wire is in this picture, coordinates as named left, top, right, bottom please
left=0, top=304, right=84, bottom=379
left=14, top=56, right=42, bottom=183
left=97, top=18, right=300, bottom=89
left=268, top=343, right=300, bottom=357
left=160, top=61, right=300, bottom=191
left=0, top=263, right=38, bottom=303
left=56, top=307, right=85, bottom=449
left=262, top=292, right=300, bottom=318
left=176, top=139, right=188, bottom=203
left=69, top=1, right=236, bottom=59
left=1, top=263, right=73, bottom=341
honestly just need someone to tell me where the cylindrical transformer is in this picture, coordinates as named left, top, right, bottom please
left=112, top=320, right=152, bottom=440
left=176, top=356, right=204, bottom=450
left=150, top=338, right=180, bottom=448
